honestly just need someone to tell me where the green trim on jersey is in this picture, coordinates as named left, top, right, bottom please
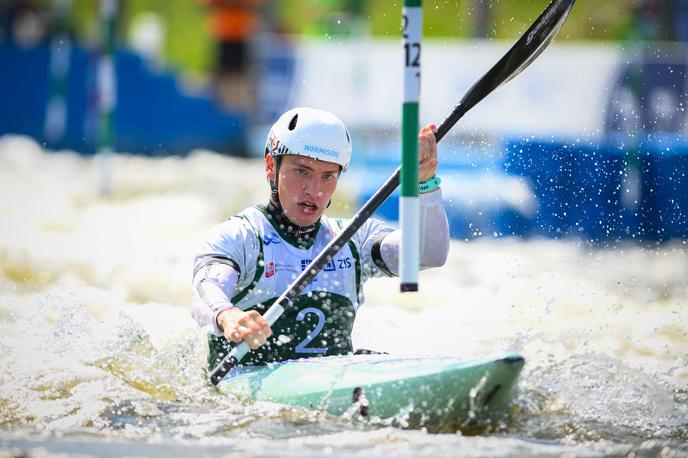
left=230, top=215, right=264, bottom=304
left=347, top=240, right=362, bottom=301
left=208, top=292, right=356, bottom=369
left=333, top=217, right=362, bottom=301
left=256, top=205, right=320, bottom=250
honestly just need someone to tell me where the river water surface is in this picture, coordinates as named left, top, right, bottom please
left=0, top=136, right=686, bottom=457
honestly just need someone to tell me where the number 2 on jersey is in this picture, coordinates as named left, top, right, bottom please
left=294, top=307, right=327, bottom=354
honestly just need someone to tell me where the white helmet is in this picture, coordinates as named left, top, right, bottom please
left=265, top=107, right=352, bottom=171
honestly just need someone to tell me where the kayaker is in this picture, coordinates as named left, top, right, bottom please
left=192, top=107, right=449, bottom=370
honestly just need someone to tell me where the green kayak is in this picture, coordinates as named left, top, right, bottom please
left=217, top=354, right=525, bottom=429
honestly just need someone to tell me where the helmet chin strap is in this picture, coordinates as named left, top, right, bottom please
left=270, top=180, right=280, bottom=206
left=268, top=154, right=282, bottom=207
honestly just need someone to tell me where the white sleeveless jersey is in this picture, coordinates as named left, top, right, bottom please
left=196, top=205, right=395, bottom=366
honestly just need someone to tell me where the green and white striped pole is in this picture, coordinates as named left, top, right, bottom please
left=97, top=0, right=117, bottom=196
left=400, top=0, right=422, bottom=292
left=44, top=0, right=72, bottom=144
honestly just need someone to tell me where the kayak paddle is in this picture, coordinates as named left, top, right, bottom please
left=210, top=0, right=576, bottom=385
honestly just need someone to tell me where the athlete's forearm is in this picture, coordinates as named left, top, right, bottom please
left=191, top=263, right=239, bottom=335
left=418, top=187, right=450, bottom=267
left=379, top=188, right=449, bottom=274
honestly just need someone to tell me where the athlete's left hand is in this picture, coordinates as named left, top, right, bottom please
left=418, top=123, right=438, bottom=182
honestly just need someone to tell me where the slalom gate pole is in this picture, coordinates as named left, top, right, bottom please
left=400, top=0, right=422, bottom=293
left=97, top=0, right=117, bottom=197
left=44, top=0, right=72, bottom=144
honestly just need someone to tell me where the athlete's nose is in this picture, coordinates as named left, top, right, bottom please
left=303, top=177, right=323, bottom=198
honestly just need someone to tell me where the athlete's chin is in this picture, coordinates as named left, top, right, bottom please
left=294, top=215, right=321, bottom=227
left=287, top=209, right=323, bottom=227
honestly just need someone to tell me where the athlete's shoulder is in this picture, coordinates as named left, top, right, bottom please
left=333, top=215, right=394, bottom=236
left=324, top=214, right=394, bottom=248
left=321, top=215, right=356, bottom=241
left=201, top=207, right=263, bottom=247
left=233, top=205, right=263, bottom=222
left=318, top=214, right=339, bottom=232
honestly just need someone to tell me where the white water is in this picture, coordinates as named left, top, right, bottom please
left=0, top=135, right=686, bottom=457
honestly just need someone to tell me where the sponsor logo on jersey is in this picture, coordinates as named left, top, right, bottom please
left=337, top=257, right=352, bottom=269
left=275, top=262, right=298, bottom=274
left=300, top=259, right=318, bottom=283
left=263, top=232, right=281, bottom=246
left=302, top=257, right=352, bottom=273
left=265, top=261, right=275, bottom=278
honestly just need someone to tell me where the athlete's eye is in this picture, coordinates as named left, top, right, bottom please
left=322, top=173, right=336, bottom=182
left=295, top=168, right=309, bottom=176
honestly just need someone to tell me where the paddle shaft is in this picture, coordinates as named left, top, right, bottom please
left=210, top=0, right=575, bottom=385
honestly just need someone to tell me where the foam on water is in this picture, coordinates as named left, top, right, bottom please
left=0, top=136, right=686, bottom=456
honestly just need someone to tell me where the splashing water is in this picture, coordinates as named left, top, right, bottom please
left=0, top=136, right=686, bottom=457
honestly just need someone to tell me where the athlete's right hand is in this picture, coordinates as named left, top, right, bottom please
left=217, top=308, right=273, bottom=350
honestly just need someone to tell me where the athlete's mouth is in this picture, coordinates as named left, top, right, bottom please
left=298, top=201, right=319, bottom=213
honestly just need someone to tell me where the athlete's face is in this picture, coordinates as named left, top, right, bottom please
left=266, top=155, right=340, bottom=227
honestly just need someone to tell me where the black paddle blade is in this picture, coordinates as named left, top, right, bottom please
left=495, top=0, right=576, bottom=89
left=436, top=0, right=576, bottom=141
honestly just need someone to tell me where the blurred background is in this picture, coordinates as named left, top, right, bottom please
left=1, top=0, right=687, bottom=242
left=1, top=2, right=687, bottom=455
